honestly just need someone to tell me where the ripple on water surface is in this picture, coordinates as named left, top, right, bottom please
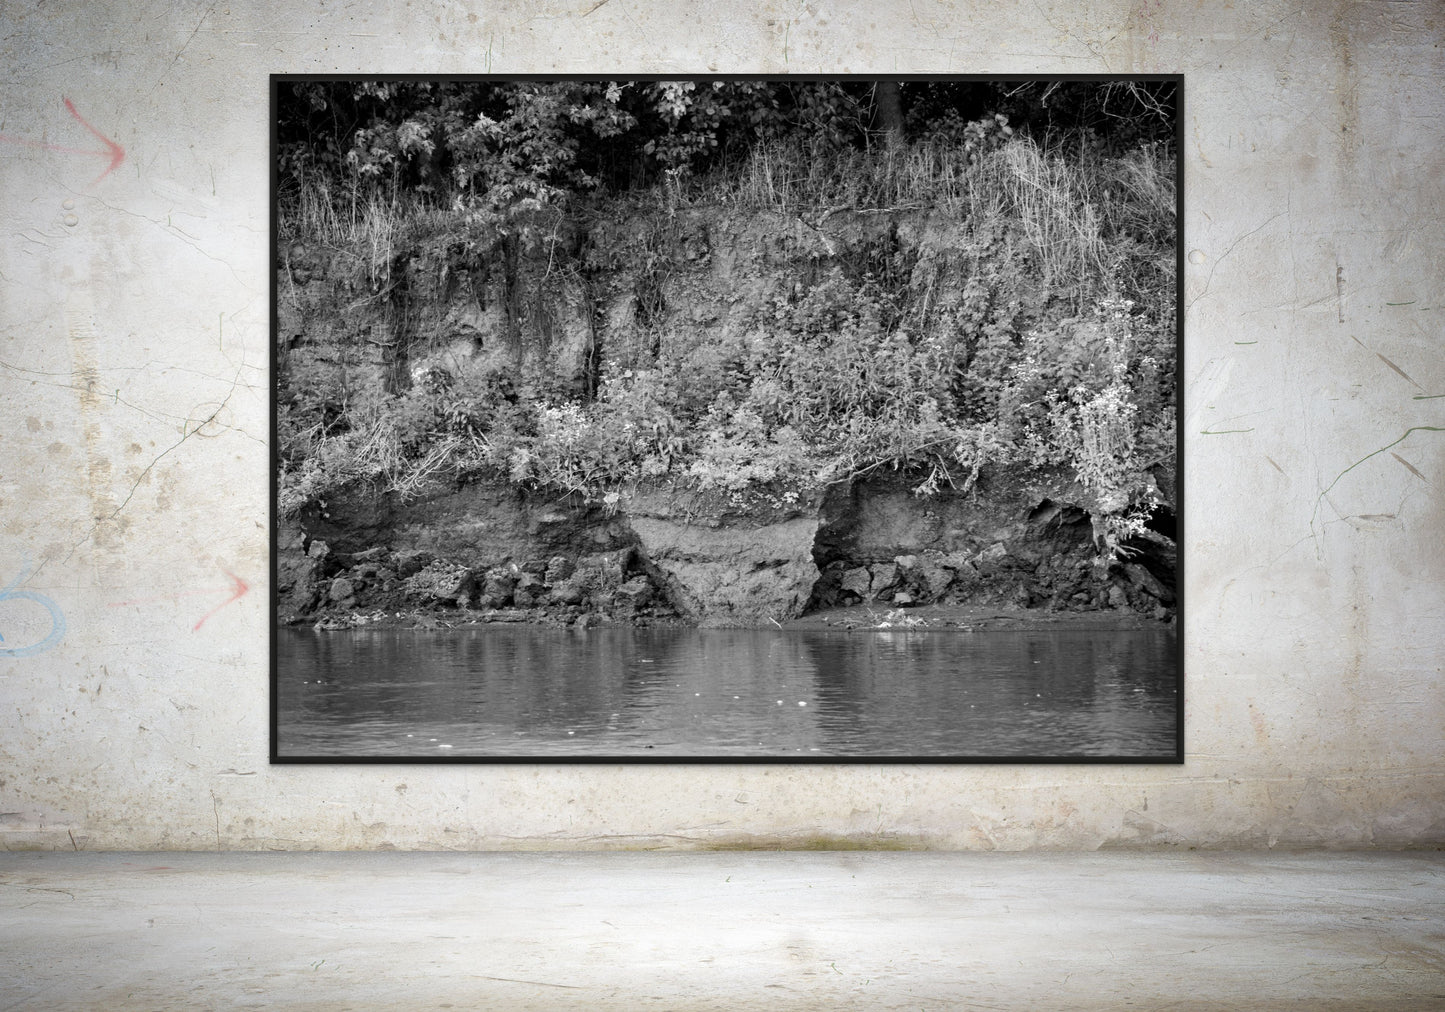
left=277, top=625, right=1178, bottom=759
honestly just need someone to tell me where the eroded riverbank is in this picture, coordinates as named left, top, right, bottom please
left=281, top=466, right=1176, bottom=633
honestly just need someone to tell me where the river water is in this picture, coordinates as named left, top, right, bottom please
left=276, top=625, right=1178, bottom=759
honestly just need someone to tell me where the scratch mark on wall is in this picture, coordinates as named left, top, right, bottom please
left=1264, top=456, right=1286, bottom=476
left=1313, top=426, right=1443, bottom=528
left=473, top=975, right=586, bottom=991
left=1335, top=263, right=1345, bottom=323
left=1187, top=212, right=1286, bottom=310
left=0, top=357, right=201, bottom=431
left=147, top=6, right=215, bottom=100
left=88, top=360, right=250, bottom=550
left=1389, top=452, right=1429, bottom=484
left=1374, top=352, right=1422, bottom=390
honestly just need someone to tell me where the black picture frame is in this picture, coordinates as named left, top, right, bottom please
left=270, top=74, right=1184, bottom=764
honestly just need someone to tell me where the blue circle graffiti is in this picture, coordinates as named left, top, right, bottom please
left=0, top=564, right=66, bottom=657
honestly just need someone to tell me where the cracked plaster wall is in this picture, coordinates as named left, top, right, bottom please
left=1, top=2, right=1441, bottom=851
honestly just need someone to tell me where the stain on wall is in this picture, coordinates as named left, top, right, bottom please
left=0, top=1, right=1442, bottom=850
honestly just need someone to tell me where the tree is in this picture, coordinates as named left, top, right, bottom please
left=874, top=81, right=905, bottom=148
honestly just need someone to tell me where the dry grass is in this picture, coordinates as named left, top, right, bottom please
left=281, top=133, right=1172, bottom=304
left=277, top=132, right=1175, bottom=513
left=279, top=173, right=463, bottom=288
left=692, top=134, right=1174, bottom=302
left=277, top=414, right=487, bottom=517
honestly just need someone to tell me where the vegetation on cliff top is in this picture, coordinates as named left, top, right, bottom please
left=277, top=80, right=1176, bottom=557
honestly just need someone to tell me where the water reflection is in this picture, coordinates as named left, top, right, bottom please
left=277, top=626, right=1177, bottom=758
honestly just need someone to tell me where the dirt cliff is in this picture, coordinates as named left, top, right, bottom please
left=276, top=201, right=1175, bottom=628
left=277, top=464, right=1174, bottom=628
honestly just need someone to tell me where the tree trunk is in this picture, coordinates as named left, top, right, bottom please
left=875, top=81, right=905, bottom=149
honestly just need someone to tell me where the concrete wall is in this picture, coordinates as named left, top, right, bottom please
left=1, top=2, right=1441, bottom=851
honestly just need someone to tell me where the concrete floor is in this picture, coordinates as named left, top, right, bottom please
left=1, top=851, right=1442, bottom=1010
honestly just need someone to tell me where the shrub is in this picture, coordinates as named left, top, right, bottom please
left=277, top=101, right=1175, bottom=547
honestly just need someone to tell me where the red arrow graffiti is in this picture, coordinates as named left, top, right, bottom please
left=192, top=570, right=249, bottom=632
left=0, top=97, right=125, bottom=185
left=107, top=568, right=250, bottom=631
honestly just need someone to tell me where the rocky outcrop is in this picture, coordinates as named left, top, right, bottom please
left=276, top=518, right=328, bottom=622
left=278, top=463, right=1176, bottom=628
left=625, top=485, right=823, bottom=627
left=403, top=559, right=476, bottom=607
left=807, top=467, right=1176, bottom=618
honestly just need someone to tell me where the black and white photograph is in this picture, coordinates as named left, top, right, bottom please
left=271, top=77, right=1181, bottom=761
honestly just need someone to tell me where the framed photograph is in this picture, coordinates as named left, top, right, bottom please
left=271, top=76, right=1182, bottom=762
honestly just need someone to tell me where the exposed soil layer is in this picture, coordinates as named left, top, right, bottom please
left=278, top=465, right=1176, bottom=630
left=808, top=467, right=1175, bottom=618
